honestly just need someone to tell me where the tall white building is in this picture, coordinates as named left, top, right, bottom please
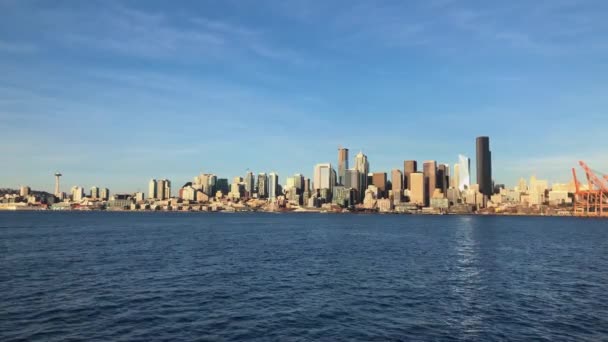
left=268, top=172, right=279, bottom=199
left=100, top=188, right=110, bottom=201
left=71, top=186, right=84, bottom=202
left=457, top=154, right=471, bottom=191
left=148, top=179, right=157, bottom=199
left=314, top=163, right=335, bottom=191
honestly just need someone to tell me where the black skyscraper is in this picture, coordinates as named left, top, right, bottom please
left=476, top=136, right=492, bottom=197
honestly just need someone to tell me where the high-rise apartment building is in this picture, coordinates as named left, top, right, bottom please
left=257, top=173, right=268, bottom=198
left=476, top=136, right=492, bottom=197
left=100, top=188, right=110, bottom=201
left=338, top=147, right=349, bottom=185
left=391, top=169, right=403, bottom=202
left=423, top=161, right=437, bottom=207
left=404, top=160, right=417, bottom=190
left=148, top=179, right=157, bottom=199
left=268, top=172, right=279, bottom=199
left=90, top=186, right=99, bottom=199
left=71, top=186, right=84, bottom=202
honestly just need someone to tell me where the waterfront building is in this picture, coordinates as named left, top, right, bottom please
left=409, top=172, right=425, bottom=206
left=391, top=169, right=403, bottom=194
left=148, top=179, right=157, bottom=199
left=423, top=161, right=437, bottom=207
left=403, top=160, right=417, bottom=190
left=257, top=173, right=268, bottom=198
left=476, top=136, right=492, bottom=197
left=377, top=198, right=393, bottom=212
left=338, top=147, right=349, bottom=185
left=268, top=172, right=279, bottom=199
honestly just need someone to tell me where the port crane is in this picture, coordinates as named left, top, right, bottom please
left=572, top=161, right=608, bottom=217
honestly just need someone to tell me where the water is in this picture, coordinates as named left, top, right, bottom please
left=1, top=212, right=608, bottom=341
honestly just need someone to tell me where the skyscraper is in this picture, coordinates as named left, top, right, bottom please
left=437, top=164, right=449, bottom=196
left=156, top=179, right=166, bottom=200
left=314, top=163, right=335, bottom=191
left=148, top=179, right=157, bottom=199
left=452, top=163, right=460, bottom=189
left=403, top=160, right=417, bottom=190
left=409, top=172, right=425, bottom=205
left=371, top=172, right=387, bottom=198
left=268, top=172, right=279, bottom=199
left=100, top=188, right=110, bottom=201
left=71, top=186, right=84, bottom=202
left=293, top=173, right=304, bottom=194
left=257, top=173, right=268, bottom=198
left=391, top=169, right=403, bottom=202
left=164, top=180, right=171, bottom=199
left=476, top=136, right=492, bottom=197
left=244, top=171, right=255, bottom=197
left=344, top=168, right=361, bottom=201
left=457, top=154, right=471, bottom=191
left=338, top=147, right=349, bottom=185
left=355, top=152, right=369, bottom=199
left=423, top=161, right=437, bottom=207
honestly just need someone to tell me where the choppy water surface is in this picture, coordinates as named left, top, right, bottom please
left=1, top=212, right=608, bottom=341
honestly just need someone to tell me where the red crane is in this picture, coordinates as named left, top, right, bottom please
left=572, top=161, right=608, bottom=217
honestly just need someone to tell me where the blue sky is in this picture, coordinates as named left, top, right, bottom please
left=1, top=0, right=607, bottom=193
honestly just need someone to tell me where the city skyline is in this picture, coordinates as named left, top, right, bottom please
left=2, top=1, right=608, bottom=192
